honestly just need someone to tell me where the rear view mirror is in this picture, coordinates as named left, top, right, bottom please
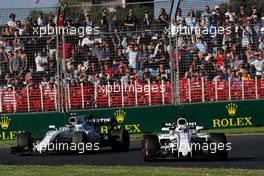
left=196, top=126, right=204, bottom=131
left=49, top=125, right=56, bottom=130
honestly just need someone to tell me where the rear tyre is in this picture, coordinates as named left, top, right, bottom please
left=208, top=133, right=228, bottom=160
left=109, top=129, right=130, bottom=152
left=72, top=131, right=88, bottom=153
left=17, top=132, right=33, bottom=150
left=142, top=134, right=160, bottom=161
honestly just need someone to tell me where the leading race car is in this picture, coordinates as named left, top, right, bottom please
left=11, top=114, right=130, bottom=154
left=142, top=118, right=230, bottom=161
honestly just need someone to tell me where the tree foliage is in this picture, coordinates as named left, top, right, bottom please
left=230, top=0, right=264, bottom=18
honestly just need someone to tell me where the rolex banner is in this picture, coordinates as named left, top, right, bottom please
left=177, top=99, right=264, bottom=129
left=1, top=100, right=264, bottom=140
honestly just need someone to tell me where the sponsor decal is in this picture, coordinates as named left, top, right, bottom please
left=100, top=109, right=141, bottom=134
left=0, top=115, right=23, bottom=140
left=212, top=103, right=253, bottom=128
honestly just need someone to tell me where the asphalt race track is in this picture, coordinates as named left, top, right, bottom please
left=0, top=134, right=264, bottom=169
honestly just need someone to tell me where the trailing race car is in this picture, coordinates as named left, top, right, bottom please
left=11, top=114, right=130, bottom=154
left=142, top=118, right=229, bottom=161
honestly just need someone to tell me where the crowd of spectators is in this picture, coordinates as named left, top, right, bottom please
left=0, top=3, right=264, bottom=95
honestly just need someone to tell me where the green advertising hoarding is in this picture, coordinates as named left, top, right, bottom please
left=177, top=99, right=264, bottom=129
left=0, top=106, right=177, bottom=140
left=0, top=100, right=264, bottom=140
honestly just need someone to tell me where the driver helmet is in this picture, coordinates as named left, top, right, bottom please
left=177, top=118, right=188, bottom=129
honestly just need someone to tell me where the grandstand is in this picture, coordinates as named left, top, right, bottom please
left=0, top=0, right=264, bottom=113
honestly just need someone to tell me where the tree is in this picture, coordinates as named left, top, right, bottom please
left=230, top=0, right=264, bottom=17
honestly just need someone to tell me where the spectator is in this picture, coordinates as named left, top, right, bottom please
left=158, top=8, right=169, bottom=29
left=59, top=37, right=74, bottom=71
left=37, top=11, right=46, bottom=27
left=141, top=10, right=151, bottom=30
left=138, top=44, right=149, bottom=70
left=99, top=45, right=112, bottom=65
left=15, top=20, right=24, bottom=35
left=0, top=45, right=7, bottom=77
left=174, top=8, right=184, bottom=27
left=195, top=35, right=208, bottom=54
left=83, top=14, right=93, bottom=27
left=155, top=45, right=170, bottom=70
left=110, top=14, right=119, bottom=34
left=241, top=20, right=253, bottom=48
left=238, top=5, right=247, bottom=25
left=35, top=51, right=48, bottom=73
left=201, top=5, right=211, bottom=27
left=7, top=13, right=16, bottom=28
left=250, top=6, right=261, bottom=49
left=2, top=25, right=12, bottom=37
left=9, top=50, right=21, bottom=76
left=100, top=9, right=109, bottom=32
left=259, top=37, right=264, bottom=53
left=124, top=9, right=137, bottom=32
left=92, top=41, right=103, bottom=64
left=47, top=35, right=56, bottom=62
left=248, top=52, right=264, bottom=79
left=224, top=4, right=236, bottom=23
left=125, top=43, right=138, bottom=70
left=81, top=35, right=94, bottom=47
left=185, top=9, right=196, bottom=28
left=24, top=66, right=34, bottom=85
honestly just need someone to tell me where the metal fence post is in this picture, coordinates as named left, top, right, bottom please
left=12, top=86, right=16, bottom=113
left=54, top=84, right=57, bottom=111
left=161, top=80, right=165, bottom=105
left=55, top=31, right=61, bottom=112
left=242, top=79, right=245, bottom=100
left=121, top=83, right=124, bottom=107
left=135, top=81, right=138, bottom=106
left=255, top=77, right=258, bottom=99
left=62, top=33, right=67, bottom=112
left=215, top=79, right=218, bottom=101
left=188, top=79, right=191, bottom=103
left=228, top=77, right=231, bottom=101
left=67, top=83, right=71, bottom=110
left=26, top=85, right=30, bottom=112
left=0, top=90, right=2, bottom=113
left=201, top=77, right=205, bottom=102
left=94, top=82, right=97, bottom=108
left=107, top=82, right=111, bottom=107
left=40, top=85, right=44, bottom=111
left=148, top=79, right=151, bottom=106
left=81, top=83, right=84, bottom=109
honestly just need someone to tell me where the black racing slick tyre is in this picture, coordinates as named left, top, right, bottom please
left=17, top=132, right=33, bottom=149
left=208, top=133, right=228, bottom=160
left=142, top=134, right=160, bottom=161
left=109, top=129, right=130, bottom=152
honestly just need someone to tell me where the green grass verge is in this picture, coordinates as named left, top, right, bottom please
left=201, top=126, right=264, bottom=134
left=0, top=140, right=16, bottom=148
left=0, top=165, right=263, bottom=176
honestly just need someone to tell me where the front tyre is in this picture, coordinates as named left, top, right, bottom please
left=109, top=129, right=130, bottom=152
left=141, top=134, right=160, bottom=161
left=17, top=132, right=33, bottom=150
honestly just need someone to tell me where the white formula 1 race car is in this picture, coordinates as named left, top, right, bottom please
left=11, top=114, right=130, bottom=154
left=142, top=118, right=229, bottom=161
